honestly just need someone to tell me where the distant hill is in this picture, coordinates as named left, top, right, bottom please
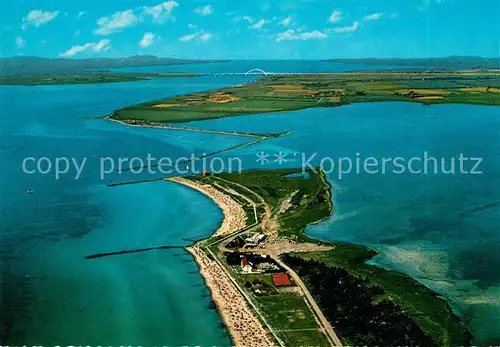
left=0, top=56, right=227, bottom=75
left=326, top=56, right=500, bottom=70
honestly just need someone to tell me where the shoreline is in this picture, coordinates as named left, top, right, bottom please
left=185, top=245, right=275, bottom=347
left=167, top=176, right=275, bottom=346
left=166, top=177, right=247, bottom=237
left=167, top=172, right=473, bottom=346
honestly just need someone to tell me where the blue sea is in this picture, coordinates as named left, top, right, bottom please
left=1, top=62, right=499, bottom=345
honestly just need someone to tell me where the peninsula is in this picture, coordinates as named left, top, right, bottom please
left=167, top=169, right=472, bottom=347
left=0, top=71, right=203, bottom=86
left=110, top=70, right=500, bottom=123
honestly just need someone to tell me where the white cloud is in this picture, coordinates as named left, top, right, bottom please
left=95, top=10, right=139, bottom=35
left=234, top=16, right=253, bottom=23
left=249, top=19, right=267, bottom=30
left=328, top=10, right=342, bottom=23
left=15, top=36, right=25, bottom=48
left=60, top=39, right=111, bottom=57
left=199, top=33, right=212, bottom=41
left=332, top=21, right=360, bottom=33
left=93, top=1, right=178, bottom=35
left=139, top=32, right=155, bottom=47
left=178, top=29, right=212, bottom=43
left=22, top=10, right=60, bottom=29
left=194, top=5, right=213, bottom=16
left=78, top=11, right=86, bottom=18
left=276, top=29, right=327, bottom=42
left=179, top=33, right=199, bottom=41
left=143, top=1, right=179, bottom=23
left=418, top=0, right=446, bottom=11
left=280, top=16, right=293, bottom=27
left=364, top=12, right=384, bottom=21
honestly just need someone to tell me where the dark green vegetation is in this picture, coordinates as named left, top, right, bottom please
left=0, top=55, right=223, bottom=75
left=112, top=70, right=500, bottom=123
left=327, top=56, right=500, bottom=69
left=0, top=71, right=203, bottom=85
left=282, top=246, right=473, bottom=347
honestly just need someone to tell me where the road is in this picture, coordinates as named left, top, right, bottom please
left=274, top=258, right=344, bottom=347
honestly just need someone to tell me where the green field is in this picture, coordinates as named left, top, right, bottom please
left=278, top=329, right=331, bottom=347
left=256, top=292, right=319, bottom=330
left=111, top=70, right=500, bottom=123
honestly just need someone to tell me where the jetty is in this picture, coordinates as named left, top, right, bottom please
left=85, top=245, right=183, bottom=259
left=107, top=177, right=165, bottom=187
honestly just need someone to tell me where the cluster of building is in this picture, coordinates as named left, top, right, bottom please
left=244, top=233, right=266, bottom=246
left=240, top=254, right=279, bottom=274
left=239, top=254, right=292, bottom=287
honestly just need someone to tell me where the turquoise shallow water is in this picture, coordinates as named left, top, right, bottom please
left=0, top=77, right=251, bottom=344
left=187, top=103, right=500, bottom=344
left=1, top=62, right=499, bottom=345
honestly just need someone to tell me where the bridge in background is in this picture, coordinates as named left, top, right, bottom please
left=208, top=69, right=335, bottom=76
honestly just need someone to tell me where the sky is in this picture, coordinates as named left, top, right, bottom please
left=1, top=0, right=499, bottom=59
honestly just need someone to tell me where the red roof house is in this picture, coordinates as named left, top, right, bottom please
left=272, top=273, right=292, bottom=287
left=241, top=256, right=253, bottom=273
left=241, top=256, right=249, bottom=267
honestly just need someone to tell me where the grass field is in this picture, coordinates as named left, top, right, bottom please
left=111, top=70, right=500, bottom=122
left=256, top=292, right=319, bottom=330
left=278, top=329, right=331, bottom=347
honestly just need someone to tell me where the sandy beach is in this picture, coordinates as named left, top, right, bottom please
left=187, top=245, right=275, bottom=347
left=166, top=177, right=247, bottom=237
left=166, top=177, right=274, bottom=346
